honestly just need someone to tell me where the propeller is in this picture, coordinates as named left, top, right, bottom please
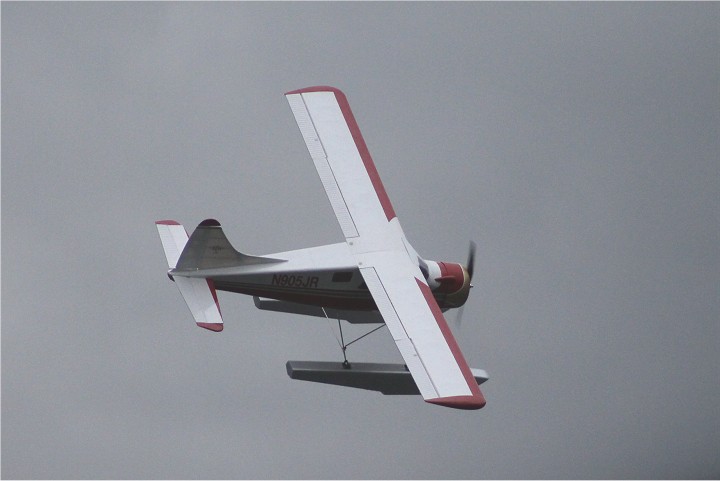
left=466, top=240, right=476, bottom=282
left=455, top=240, right=477, bottom=328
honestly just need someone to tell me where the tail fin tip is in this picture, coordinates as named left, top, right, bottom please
left=199, top=218, right=221, bottom=227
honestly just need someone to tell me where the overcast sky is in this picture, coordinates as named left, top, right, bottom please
left=3, top=2, right=719, bottom=479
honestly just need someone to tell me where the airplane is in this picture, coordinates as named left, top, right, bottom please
left=155, top=86, right=487, bottom=410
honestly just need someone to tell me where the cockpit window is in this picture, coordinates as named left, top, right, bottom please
left=332, top=271, right=353, bottom=283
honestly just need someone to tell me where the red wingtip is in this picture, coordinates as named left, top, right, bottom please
left=197, top=322, right=223, bottom=332
left=156, top=220, right=181, bottom=225
left=426, top=394, right=486, bottom=410
left=285, top=85, right=344, bottom=96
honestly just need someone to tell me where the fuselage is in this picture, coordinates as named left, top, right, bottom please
left=174, top=242, right=471, bottom=312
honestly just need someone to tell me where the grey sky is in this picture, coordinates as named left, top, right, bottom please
left=3, top=2, right=719, bottom=479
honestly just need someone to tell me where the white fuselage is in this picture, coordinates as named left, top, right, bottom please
left=173, top=241, right=469, bottom=313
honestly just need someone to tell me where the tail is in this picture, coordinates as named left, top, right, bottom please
left=155, top=220, right=224, bottom=332
left=173, top=219, right=283, bottom=271
left=155, top=219, right=285, bottom=332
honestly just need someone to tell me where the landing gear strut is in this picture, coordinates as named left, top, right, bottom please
left=321, top=307, right=385, bottom=369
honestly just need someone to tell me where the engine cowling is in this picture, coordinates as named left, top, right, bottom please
left=422, top=260, right=471, bottom=309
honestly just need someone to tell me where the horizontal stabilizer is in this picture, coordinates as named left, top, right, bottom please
left=155, top=220, right=223, bottom=332
left=174, top=277, right=224, bottom=332
left=286, top=361, right=488, bottom=395
left=155, top=220, right=189, bottom=268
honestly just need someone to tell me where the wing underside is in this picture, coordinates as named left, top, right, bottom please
left=359, top=253, right=485, bottom=409
left=285, top=87, right=485, bottom=409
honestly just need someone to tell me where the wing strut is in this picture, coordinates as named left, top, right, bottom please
left=321, top=307, right=386, bottom=368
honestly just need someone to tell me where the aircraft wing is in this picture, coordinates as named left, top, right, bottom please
left=286, top=87, right=485, bottom=409
left=359, top=251, right=485, bottom=409
left=285, top=87, right=400, bottom=251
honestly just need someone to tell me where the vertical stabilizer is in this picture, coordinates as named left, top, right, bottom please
left=155, top=220, right=223, bottom=332
left=174, top=219, right=284, bottom=270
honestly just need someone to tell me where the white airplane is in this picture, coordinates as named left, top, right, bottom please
left=156, top=86, right=487, bottom=410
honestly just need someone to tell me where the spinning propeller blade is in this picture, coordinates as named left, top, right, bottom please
left=455, top=241, right=477, bottom=328
left=467, top=240, right=476, bottom=281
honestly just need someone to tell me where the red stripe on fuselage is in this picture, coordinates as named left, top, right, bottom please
left=286, top=86, right=397, bottom=222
